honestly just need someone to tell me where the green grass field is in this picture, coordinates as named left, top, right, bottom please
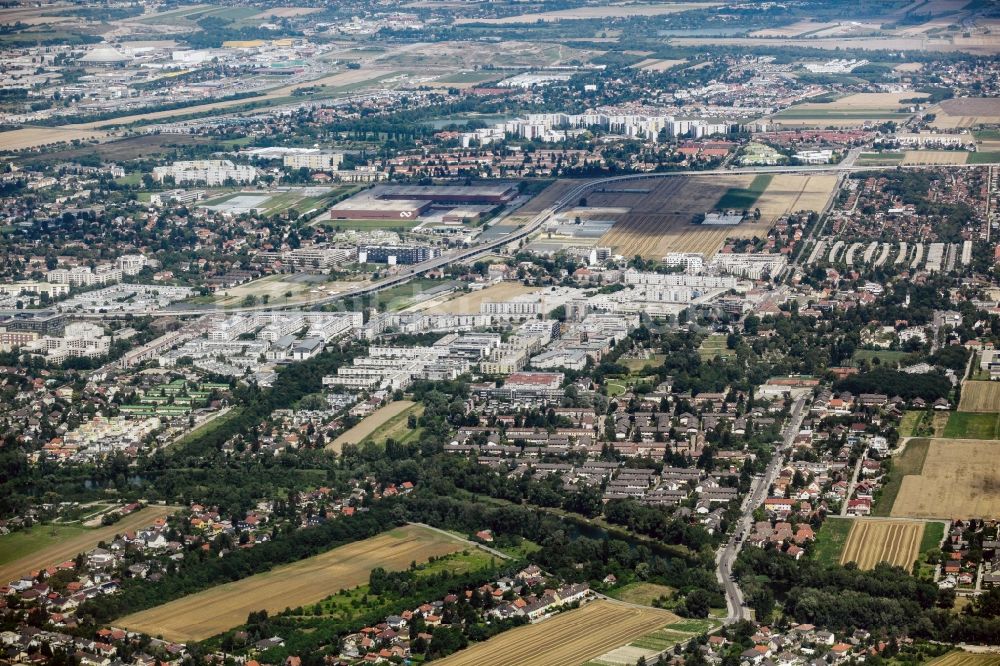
left=967, top=152, right=1000, bottom=165
left=320, top=218, right=422, bottom=231
left=812, top=517, right=853, bottom=563
left=852, top=349, right=913, bottom=367
left=873, top=438, right=929, bottom=516
left=715, top=174, right=772, bottom=211
left=898, top=410, right=926, bottom=438
left=698, top=334, right=734, bottom=360
left=856, top=152, right=905, bottom=165
left=942, top=412, right=1000, bottom=439
left=360, top=403, right=424, bottom=447
left=610, top=582, right=676, bottom=606
left=0, top=524, right=89, bottom=566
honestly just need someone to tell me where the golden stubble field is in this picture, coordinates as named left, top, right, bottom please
left=892, top=438, right=1000, bottom=519
left=328, top=400, right=416, bottom=452
left=927, top=653, right=1000, bottom=666
left=958, top=381, right=1000, bottom=412
left=930, top=98, right=1000, bottom=129
left=839, top=519, right=924, bottom=570
left=454, top=3, right=716, bottom=24
left=595, top=174, right=836, bottom=259
left=436, top=599, right=680, bottom=666
left=118, top=524, right=464, bottom=642
left=902, top=151, right=968, bottom=165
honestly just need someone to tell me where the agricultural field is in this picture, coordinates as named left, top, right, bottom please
left=0, top=506, right=176, bottom=585
left=901, top=150, right=968, bottom=165
left=958, top=381, right=1000, bottom=412
left=874, top=438, right=929, bottom=517
left=943, top=412, right=1000, bottom=439
left=453, top=2, right=714, bottom=24
left=588, top=618, right=717, bottom=666
left=595, top=176, right=776, bottom=258
left=856, top=152, right=905, bottom=166
left=926, top=652, right=1000, bottom=666
left=328, top=400, right=416, bottom=452
left=716, top=175, right=772, bottom=211
left=968, top=152, right=1000, bottom=165
left=421, top=282, right=539, bottom=315
left=892, top=439, right=1000, bottom=519
left=631, top=58, right=686, bottom=72
left=754, top=174, right=838, bottom=222
left=768, top=92, right=922, bottom=126
left=930, top=97, right=1000, bottom=129
left=359, top=403, right=424, bottom=447
left=839, top=519, right=924, bottom=571
left=118, top=524, right=465, bottom=642
left=812, top=517, right=854, bottom=563
left=196, top=273, right=364, bottom=309
left=435, top=599, right=679, bottom=666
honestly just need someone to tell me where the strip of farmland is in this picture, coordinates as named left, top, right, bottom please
left=117, top=524, right=465, bottom=642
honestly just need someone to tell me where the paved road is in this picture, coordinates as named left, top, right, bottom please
left=716, top=396, right=807, bottom=624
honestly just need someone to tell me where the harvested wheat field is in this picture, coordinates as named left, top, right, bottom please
left=755, top=174, right=838, bottom=221
left=632, top=58, right=686, bottom=71
left=118, top=524, right=464, bottom=642
left=931, top=98, right=1000, bottom=129
left=0, top=506, right=178, bottom=585
left=892, top=438, right=1000, bottom=519
left=959, top=381, right=1000, bottom=412
left=436, top=599, right=679, bottom=666
left=902, top=150, right=968, bottom=165
left=596, top=176, right=774, bottom=258
left=0, top=127, right=110, bottom=152
left=927, top=652, right=1000, bottom=666
left=328, top=400, right=416, bottom=452
left=840, top=519, right=924, bottom=570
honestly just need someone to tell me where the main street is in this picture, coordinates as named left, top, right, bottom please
left=717, top=395, right=807, bottom=624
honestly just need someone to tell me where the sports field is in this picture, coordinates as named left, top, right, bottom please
left=958, top=381, right=1000, bottom=412
left=927, top=653, right=1000, bottom=666
left=329, top=400, right=416, bottom=452
left=839, top=519, right=924, bottom=571
left=0, top=506, right=176, bottom=584
left=892, top=438, right=1000, bottom=519
left=118, top=524, right=464, bottom=642
left=435, top=599, right=679, bottom=666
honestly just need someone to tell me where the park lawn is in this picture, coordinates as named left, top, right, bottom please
left=873, top=438, right=930, bottom=516
left=0, top=524, right=89, bottom=566
left=416, top=548, right=502, bottom=578
left=623, top=354, right=665, bottom=373
left=606, top=380, right=629, bottom=397
left=968, top=152, right=1000, bottom=165
left=715, top=174, right=772, bottom=211
left=812, top=517, right=853, bottom=563
left=942, top=412, right=1000, bottom=439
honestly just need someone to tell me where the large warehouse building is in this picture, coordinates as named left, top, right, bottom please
left=328, top=182, right=519, bottom=220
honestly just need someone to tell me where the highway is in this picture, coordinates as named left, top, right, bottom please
left=53, top=159, right=994, bottom=320
left=716, top=395, right=807, bottom=624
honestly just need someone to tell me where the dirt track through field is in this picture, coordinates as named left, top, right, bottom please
left=117, top=524, right=463, bottom=642
left=436, top=599, right=679, bottom=666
